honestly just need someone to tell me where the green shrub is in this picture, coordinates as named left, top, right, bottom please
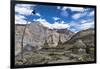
left=78, top=55, right=92, bottom=62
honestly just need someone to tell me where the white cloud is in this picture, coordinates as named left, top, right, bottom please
left=33, top=18, right=51, bottom=28
left=60, top=21, right=65, bottom=24
left=57, top=6, right=61, bottom=9
left=81, top=18, right=93, bottom=24
left=33, top=18, right=70, bottom=29
left=60, top=7, right=86, bottom=18
left=89, top=11, right=94, bottom=16
left=61, top=6, right=88, bottom=18
left=68, top=19, right=94, bottom=32
left=57, top=6, right=85, bottom=12
left=80, top=21, right=94, bottom=30
left=81, top=20, right=87, bottom=23
left=72, top=13, right=82, bottom=19
left=51, top=22, right=70, bottom=29
left=53, top=17, right=60, bottom=21
left=62, top=7, right=68, bottom=11
left=15, top=15, right=26, bottom=24
left=15, top=4, right=36, bottom=15
left=15, top=15, right=26, bottom=20
left=62, top=6, right=84, bottom=11
left=36, top=13, right=41, bottom=17
left=15, top=4, right=41, bottom=24
left=68, top=7, right=84, bottom=11
left=15, top=14, right=30, bottom=24
left=72, top=11, right=87, bottom=19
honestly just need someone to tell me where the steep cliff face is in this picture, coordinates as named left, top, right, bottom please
left=15, top=22, right=74, bottom=55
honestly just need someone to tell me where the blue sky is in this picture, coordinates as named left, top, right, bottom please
left=15, top=4, right=95, bottom=32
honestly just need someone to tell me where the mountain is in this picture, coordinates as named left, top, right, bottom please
left=63, top=28, right=95, bottom=61
left=15, top=22, right=74, bottom=56
left=64, top=28, right=94, bottom=49
left=15, top=22, right=95, bottom=65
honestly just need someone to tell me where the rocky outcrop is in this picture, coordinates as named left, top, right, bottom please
left=63, top=28, right=95, bottom=61
left=15, top=22, right=74, bottom=56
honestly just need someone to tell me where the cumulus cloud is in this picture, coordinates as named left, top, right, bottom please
left=33, top=18, right=52, bottom=28
left=15, top=4, right=42, bottom=24
left=62, top=6, right=85, bottom=11
left=53, top=17, right=60, bottom=21
left=15, top=4, right=94, bottom=33
left=71, top=8, right=93, bottom=20
left=72, top=9, right=94, bottom=20
left=57, top=6, right=86, bottom=12
left=72, top=11, right=87, bottom=19
left=68, top=18, right=94, bottom=32
left=60, top=21, right=65, bottom=24
left=61, top=7, right=68, bottom=11
left=15, top=4, right=36, bottom=15
left=60, top=6, right=88, bottom=18
left=35, top=13, right=41, bottom=17
left=89, top=11, right=94, bottom=16
left=33, top=18, right=70, bottom=29
left=67, top=7, right=84, bottom=11
left=72, top=13, right=82, bottom=19
left=51, top=22, right=70, bottom=29
left=15, top=14, right=27, bottom=24
left=15, top=14, right=31, bottom=24
left=80, top=21, right=94, bottom=30
left=15, top=14, right=26, bottom=20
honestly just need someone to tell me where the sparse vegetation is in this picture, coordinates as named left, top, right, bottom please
left=78, top=54, right=93, bottom=62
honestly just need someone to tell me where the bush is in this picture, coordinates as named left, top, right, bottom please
left=78, top=55, right=92, bottom=62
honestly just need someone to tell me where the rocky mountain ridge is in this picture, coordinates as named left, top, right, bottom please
left=15, top=22, right=74, bottom=55
left=15, top=22, right=95, bottom=65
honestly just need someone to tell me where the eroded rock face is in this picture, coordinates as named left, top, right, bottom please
left=47, top=30, right=59, bottom=48
left=63, top=28, right=95, bottom=55
left=15, top=22, right=74, bottom=56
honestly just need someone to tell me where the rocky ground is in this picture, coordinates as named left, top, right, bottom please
left=15, top=47, right=94, bottom=65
